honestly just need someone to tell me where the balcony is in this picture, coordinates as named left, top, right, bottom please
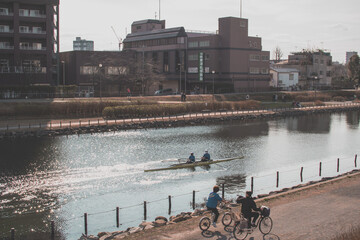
left=0, top=45, right=14, bottom=50
left=19, top=29, right=46, bottom=35
left=19, top=11, right=46, bottom=19
left=0, top=29, right=14, bottom=33
left=20, top=46, right=46, bottom=51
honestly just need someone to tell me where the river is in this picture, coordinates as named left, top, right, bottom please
left=0, top=111, right=359, bottom=239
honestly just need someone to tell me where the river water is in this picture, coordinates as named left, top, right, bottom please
left=0, top=111, right=359, bottom=239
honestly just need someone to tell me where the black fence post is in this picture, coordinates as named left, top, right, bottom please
left=222, top=183, right=225, bottom=199
left=319, top=162, right=322, bottom=176
left=300, top=167, right=304, bottom=182
left=10, top=228, right=15, bottom=240
left=192, top=191, right=196, bottom=210
left=355, top=154, right=357, bottom=168
left=84, top=213, right=88, bottom=236
left=51, top=220, right=55, bottom=240
left=168, top=195, right=172, bottom=215
left=337, top=158, right=340, bottom=172
left=276, top=171, right=279, bottom=188
left=144, top=201, right=147, bottom=220
left=116, top=207, right=120, bottom=228
left=60, top=121, right=62, bottom=128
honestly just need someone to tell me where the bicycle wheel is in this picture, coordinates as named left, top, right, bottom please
left=259, top=216, right=273, bottom=234
left=222, top=212, right=232, bottom=226
left=233, top=221, right=248, bottom=240
left=199, top=216, right=211, bottom=231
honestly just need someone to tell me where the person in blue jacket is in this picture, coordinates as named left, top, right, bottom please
left=187, top=153, right=195, bottom=163
left=201, top=150, right=211, bottom=162
left=206, top=185, right=224, bottom=227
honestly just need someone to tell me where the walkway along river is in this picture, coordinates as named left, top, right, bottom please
left=0, top=110, right=359, bottom=239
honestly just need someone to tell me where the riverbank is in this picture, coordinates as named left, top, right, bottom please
left=80, top=169, right=360, bottom=240
left=1, top=102, right=359, bottom=139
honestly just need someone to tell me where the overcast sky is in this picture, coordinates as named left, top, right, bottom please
left=60, top=0, right=360, bottom=63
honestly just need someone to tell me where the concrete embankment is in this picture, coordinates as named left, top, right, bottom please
left=1, top=104, right=359, bottom=139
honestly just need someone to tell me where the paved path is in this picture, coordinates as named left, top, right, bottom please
left=124, top=172, right=360, bottom=240
left=1, top=103, right=359, bottom=132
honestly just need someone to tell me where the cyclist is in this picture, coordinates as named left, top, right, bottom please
left=236, top=191, right=261, bottom=228
left=206, top=185, right=224, bottom=227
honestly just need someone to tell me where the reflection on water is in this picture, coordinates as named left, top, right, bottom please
left=346, top=111, right=360, bottom=128
left=286, top=114, right=331, bottom=133
left=216, top=174, right=247, bottom=195
left=0, top=111, right=359, bottom=239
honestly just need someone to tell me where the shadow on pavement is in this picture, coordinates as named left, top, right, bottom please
left=263, top=233, right=281, bottom=240
left=201, top=230, right=230, bottom=239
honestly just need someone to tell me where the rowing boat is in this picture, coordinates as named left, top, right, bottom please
left=144, top=156, right=244, bottom=172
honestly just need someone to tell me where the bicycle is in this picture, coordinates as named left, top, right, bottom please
left=232, top=206, right=273, bottom=240
left=199, top=202, right=228, bottom=231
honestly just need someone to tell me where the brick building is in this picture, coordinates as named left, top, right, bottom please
left=0, top=0, right=59, bottom=87
left=123, top=17, right=270, bottom=94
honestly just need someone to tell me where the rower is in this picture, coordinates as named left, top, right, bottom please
left=201, top=150, right=211, bottom=162
left=187, top=153, right=195, bottom=163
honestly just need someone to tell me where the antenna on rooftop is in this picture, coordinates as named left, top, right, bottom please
left=159, top=0, right=161, bottom=20
left=240, top=0, right=243, bottom=18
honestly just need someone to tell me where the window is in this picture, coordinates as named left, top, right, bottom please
left=188, top=67, right=198, bottom=73
left=0, top=25, right=9, bottom=32
left=20, top=26, right=30, bottom=33
left=188, top=54, right=198, bottom=61
left=261, top=55, right=269, bottom=61
left=163, top=52, right=169, bottom=72
left=319, top=71, right=323, bottom=76
left=32, top=43, right=42, bottom=50
left=0, top=59, right=9, bottom=73
left=188, top=41, right=198, bottom=48
left=314, top=59, right=319, bottom=64
left=177, top=37, right=185, bottom=44
left=320, top=59, right=324, bottom=64
left=0, top=42, right=11, bottom=49
left=261, top=68, right=269, bottom=74
left=199, top=41, right=210, bottom=47
left=22, top=60, right=41, bottom=72
left=80, top=66, right=98, bottom=75
left=289, top=74, right=294, bottom=80
left=33, top=27, right=42, bottom=33
left=29, top=10, right=40, bottom=17
left=250, top=55, right=260, bottom=61
left=0, top=8, right=9, bottom=15
left=136, top=26, right=141, bottom=30
left=106, top=66, right=127, bottom=75
left=326, top=71, right=331, bottom=77
left=249, top=67, right=260, bottom=74
left=19, top=9, right=29, bottom=16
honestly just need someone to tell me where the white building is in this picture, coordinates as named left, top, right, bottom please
left=270, top=67, right=299, bottom=90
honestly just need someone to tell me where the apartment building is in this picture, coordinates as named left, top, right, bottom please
left=123, top=17, right=270, bottom=94
left=73, top=37, right=94, bottom=51
left=274, top=50, right=333, bottom=89
left=0, top=0, right=59, bottom=87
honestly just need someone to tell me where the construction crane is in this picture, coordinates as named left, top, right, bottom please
left=111, top=26, right=122, bottom=51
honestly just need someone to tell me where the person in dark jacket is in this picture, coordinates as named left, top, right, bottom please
left=236, top=191, right=261, bottom=228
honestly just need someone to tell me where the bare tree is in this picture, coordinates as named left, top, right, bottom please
left=273, top=46, right=283, bottom=63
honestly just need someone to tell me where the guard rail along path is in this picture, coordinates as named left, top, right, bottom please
left=1, top=102, right=360, bottom=139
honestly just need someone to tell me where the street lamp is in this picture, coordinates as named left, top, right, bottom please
left=99, top=63, right=103, bottom=100
left=314, top=76, right=318, bottom=100
left=212, top=70, right=215, bottom=94
left=61, top=61, right=65, bottom=85
left=178, top=63, right=182, bottom=93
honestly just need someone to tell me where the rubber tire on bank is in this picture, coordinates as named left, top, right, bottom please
left=259, top=216, right=273, bottom=234
left=222, top=212, right=232, bottom=226
left=199, top=216, right=211, bottom=231
left=233, top=221, right=248, bottom=240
